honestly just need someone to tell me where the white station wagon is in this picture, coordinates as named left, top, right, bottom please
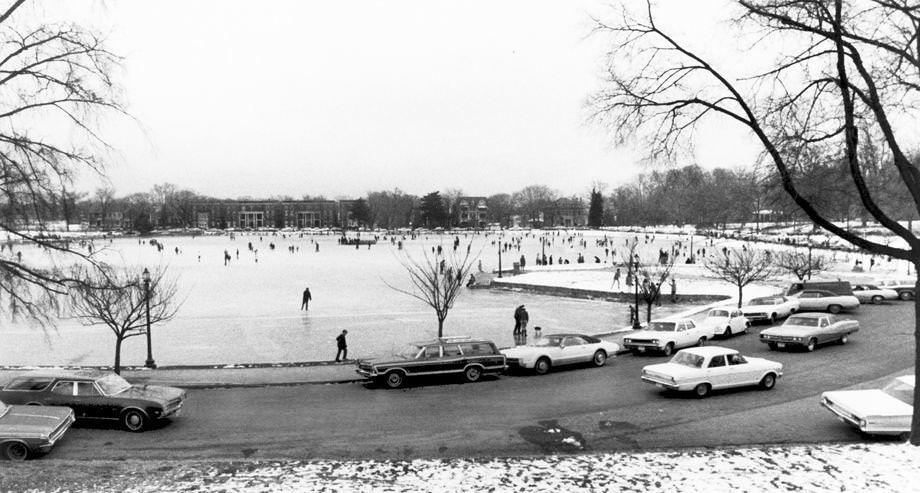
left=821, top=375, right=914, bottom=439
left=641, top=346, right=783, bottom=398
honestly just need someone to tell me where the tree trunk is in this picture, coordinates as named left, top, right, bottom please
left=737, top=284, right=743, bottom=309
left=912, top=270, right=920, bottom=445
left=114, top=336, right=123, bottom=375
left=646, top=301, right=652, bottom=325
left=438, top=317, right=444, bottom=338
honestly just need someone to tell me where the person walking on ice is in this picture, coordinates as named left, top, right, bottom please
left=301, top=287, right=312, bottom=311
left=335, top=330, right=348, bottom=362
left=611, top=268, right=621, bottom=290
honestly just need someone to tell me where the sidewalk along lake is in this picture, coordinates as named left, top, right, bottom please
left=1, top=231, right=705, bottom=366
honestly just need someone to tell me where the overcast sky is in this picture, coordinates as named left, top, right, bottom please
left=67, top=0, right=760, bottom=199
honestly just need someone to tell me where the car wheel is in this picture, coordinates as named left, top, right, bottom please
left=900, top=291, right=914, bottom=301
left=384, top=370, right=406, bottom=389
left=463, top=365, right=482, bottom=383
left=759, top=373, right=776, bottom=390
left=693, top=383, right=711, bottom=398
left=592, top=350, right=607, bottom=367
left=121, top=409, right=148, bottom=432
left=767, top=342, right=778, bottom=351
left=898, top=432, right=911, bottom=441
left=770, top=313, right=777, bottom=324
left=662, top=342, right=675, bottom=356
left=806, top=338, right=818, bottom=352
left=724, top=327, right=732, bottom=338
left=839, top=334, right=848, bottom=345
left=3, top=442, right=29, bottom=461
left=828, top=304, right=842, bottom=314
left=871, top=295, right=883, bottom=305
left=697, top=337, right=706, bottom=347
left=534, top=357, right=551, bottom=375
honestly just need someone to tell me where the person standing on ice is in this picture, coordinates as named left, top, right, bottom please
left=301, top=287, right=312, bottom=311
left=335, top=330, right=348, bottom=362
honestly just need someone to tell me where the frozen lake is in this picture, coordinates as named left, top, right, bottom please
left=1, top=231, right=696, bottom=367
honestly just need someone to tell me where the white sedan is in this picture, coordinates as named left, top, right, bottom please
left=821, top=375, right=914, bottom=439
left=851, top=284, right=899, bottom=304
left=703, top=307, right=749, bottom=337
left=790, top=289, right=860, bottom=313
left=641, top=346, right=783, bottom=398
left=741, top=296, right=799, bottom=324
left=501, top=334, right=620, bottom=375
left=623, top=318, right=714, bottom=356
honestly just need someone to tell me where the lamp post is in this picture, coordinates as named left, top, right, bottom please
left=498, top=238, right=503, bottom=278
left=142, top=268, right=156, bottom=369
left=632, top=258, right=641, bottom=329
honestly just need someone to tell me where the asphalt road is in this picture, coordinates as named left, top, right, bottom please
left=44, top=302, right=916, bottom=460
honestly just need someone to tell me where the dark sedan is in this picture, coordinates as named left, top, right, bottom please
left=0, top=399, right=75, bottom=461
left=0, top=370, right=186, bottom=432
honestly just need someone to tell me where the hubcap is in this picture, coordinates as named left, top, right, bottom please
left=7, top=443, right=27, bottom=461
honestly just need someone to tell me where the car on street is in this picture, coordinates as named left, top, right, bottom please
left=821, top=375, right=914, bottom=439
left=759, top=313, right=859, bottom=351
left=501, top=334, right=620, bottom=375
left=0, top=370, right=186, bottom=432
left=640, top=346, right=783, bottom=398
left=355, top=337, right=507, bottom=389
left=0, top=399, right=75, bottom=461
left=851, top=284, right=899, bottom=304
left=789, top=289, right=860, bottom=313
left=702, top=307, right=749, bottom=338
left=741, top=296, right=799, bottom=324
left=875, top=279, right=916, bottom=301
left=623, top=318, right=714, bottom=356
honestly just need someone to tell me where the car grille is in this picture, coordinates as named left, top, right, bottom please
left=358, top=363, right=375, bottom=372
left=628, top=339, right=657, bottom=345
left=164, top=397, right=183, bottom=414
left=760, top=334, right=797, bottom=342
left=745, top=312, right=767, bottom=319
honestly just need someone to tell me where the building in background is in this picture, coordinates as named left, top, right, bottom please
left=191, top=200, right=340, bottom=229
left=456, top=197, right=488, bottom=228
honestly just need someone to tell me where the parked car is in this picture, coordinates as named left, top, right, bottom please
left=759, top=313, right=859, bottom=351
left=789, top=289, right=860, bottom=313
left=623, top=318, right=714, bottom=356
left=0, top=370, right=186, bottom=432
left=702, top=308, right=749, bottom=337
left=640, top=346, right=783, bottom=398
left=787, top=281, right=854, bottom=296
left=501, top=334, right=619, bottom=375
left=851, top=284, right=899, bottom=304
left=355, top=337, right=507, bottom=389
left=875, top=279, right=916, bottom=301
left=821, top=375, right=914, bottom=439
left=0, top=399, right=75, bottom=461
left=741, top=296, right=799, bottom=324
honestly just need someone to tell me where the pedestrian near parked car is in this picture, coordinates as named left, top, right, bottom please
left=670, top=278, right=678, bottom=302
left=335, top=330, right=348, bottom=362
left=301, top=287, right=312, bottom=311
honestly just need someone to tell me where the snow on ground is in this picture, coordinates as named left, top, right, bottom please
left=14, top=443, right=916, bottom=492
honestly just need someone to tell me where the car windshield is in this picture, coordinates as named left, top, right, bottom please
left=785, top=316, right=819, bottom=326
left=95, top=374, right=132, bottom=396
left=533, top=336, right=563, bottom=347
left=669, top=352, right=704, bottom=368
left=708, top=310, right=729, bottom=317
left=647, top=321, right=676, bottom=332
left=749, top=297, right=774, bottom=305
left=882, top=379, right=914, bottom=405
left=396, top=345, right=424, bottom=359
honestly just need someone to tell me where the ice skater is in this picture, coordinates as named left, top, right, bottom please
left=301, top=287, right=312, bottom=311
left=611, top=268, right=621, bottom=290
left=335, top=330, right=348, bottom=362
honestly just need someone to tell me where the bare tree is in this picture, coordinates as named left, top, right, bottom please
left=704, top=248, right=776, bottom=309
left=775, top=249, right=829, bottom=281
left=0, top=1, right=126, bottom=324
left=69, top=265, right=181, bottom=374
left=590, top=0, right=920, bottom=443
left=638, top=260, right=675, bottom=324
left=384, top=244, right=478, bottom=338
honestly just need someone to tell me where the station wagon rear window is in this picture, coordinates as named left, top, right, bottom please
left=4, top=377, right=54, bottom=391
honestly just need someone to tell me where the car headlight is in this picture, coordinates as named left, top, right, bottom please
left=651, top=339, right=659, bottom=344
left=624, top=338, right=632, bottom=344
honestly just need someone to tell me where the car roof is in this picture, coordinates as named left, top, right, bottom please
left=650, top=318, right=692, bottom=323
left=677, top=346, right=738, bottom=357
left=408, top=338, right=492, bottom=346
left=544, top=333, right=593, bottom=338
left=13, top=369, right=112, bottom=381
left=787, top=312, right=827, bottom=319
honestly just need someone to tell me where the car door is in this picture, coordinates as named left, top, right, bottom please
left=441, top=344, right=465, bottom=373
left=73, top=381, right=108, bottom=419
left=816, top=317, right=835, bottom=343
left=797, top=292, right=817, bottom=310
left=46, top=381, right=77, bottom=414
left=559, top=337, right=584, bottom=365
left=731, top=310, right=746, bottom=332
left=726, top=353, right=757, bottom=386
left=705, top=355, right=732, bottom=388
